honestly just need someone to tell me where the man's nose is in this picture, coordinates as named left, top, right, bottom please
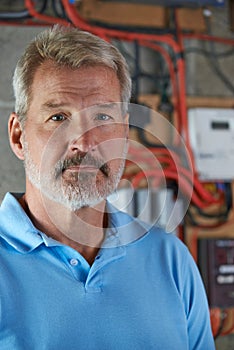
left=69, top=129, right=96, bottom=153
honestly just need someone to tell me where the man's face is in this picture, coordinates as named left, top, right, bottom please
left=22, top=62, right=128, bottom=211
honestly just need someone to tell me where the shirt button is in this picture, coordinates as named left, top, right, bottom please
left=70, top=258, right=78, bottom=266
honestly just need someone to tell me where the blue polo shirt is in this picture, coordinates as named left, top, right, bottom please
left=0, top=193, right=214, bottom=350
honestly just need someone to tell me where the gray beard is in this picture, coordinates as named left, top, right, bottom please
left=23, top=142, right=126, bottom=211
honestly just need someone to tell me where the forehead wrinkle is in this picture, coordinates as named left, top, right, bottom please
left=30, top=65, right=122, bottom=114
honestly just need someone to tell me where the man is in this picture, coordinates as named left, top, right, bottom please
left=0, top=25, right=214, bottom=349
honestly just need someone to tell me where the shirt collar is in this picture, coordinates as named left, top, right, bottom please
left=104, top=201, right=149, bottom=247
left=0, top=192, right=149, bottom=254
left=0, top=192, right=44, bottom=253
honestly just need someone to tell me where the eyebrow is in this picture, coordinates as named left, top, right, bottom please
left=40, top=101, right=120, bottom=112
left=40, top=101, right=70, bottom=112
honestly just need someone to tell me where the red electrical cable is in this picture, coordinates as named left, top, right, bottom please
left=190, top=228, right=198, bottom=262
left=61, top=0, right=181, bottom=53
left=130, top=168, right=209, bottom=206
left=0, top=20, right=48, bottom=26
left=182, top=33, right=234, bottom=47
left=173, top=9, right=195, bottom=166
left=128, top=157, right=223, bottom=208
left=210, top=308, right=223, bottom=338
left=139, top=40, right=179, bottom=104
left=138, top=39, right=180, bottom=141
left=128, top=145, right=182, bottom=165
left=220, top=309, right=234, bottom=336
left=173, top=9, right=186, bottom=130
left=128, top=144, right=223, bottom=205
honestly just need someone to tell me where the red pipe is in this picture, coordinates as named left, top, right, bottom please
left=174, top=9, right=195, bottom=166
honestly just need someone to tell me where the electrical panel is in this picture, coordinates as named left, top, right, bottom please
left=198, top=238, right=234, bottom=308
left=188, top=108, right=234, bottom=181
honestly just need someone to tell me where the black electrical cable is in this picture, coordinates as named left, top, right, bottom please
left=0, top=10, right=29, bottom=19
left=158, top=82, right=174, bottom=124
left=185, top=209, right=228, bottom=228
left=189, top=204, right=230, bottom=221
left=133, top=40, right=140, bottom=101
left=132, top=43, right=169, bottom=100
left=186, top=205, right=231, bottom=228
left=115, top=39, right=174, bottom=102
left=38, top=0, right=49, bottom=14
left=194, top=184, right=232, bottom=219
left=83, top=19, right=173, bottom=36
left=132, top=94, right=175, bottom=149
left=0, top=0, right=48, bottom=19
left=135, top=126, right=184, bottom=154
left=189, top=183, right=232, bottom=221
left=51, top=0, right=66, bottom=19
left=129, top=40, right=172, bottom=102
left=115, top=40, right=136, bottom=65
left=130, top=101, right=191, bottom=172
left=186, top=206, right=230, bottom=226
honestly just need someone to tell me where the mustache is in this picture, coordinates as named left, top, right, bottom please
left=55, top=152, right=110, bottom=177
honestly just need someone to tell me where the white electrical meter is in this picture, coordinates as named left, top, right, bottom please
left=188, top=108, right=234, bottom=181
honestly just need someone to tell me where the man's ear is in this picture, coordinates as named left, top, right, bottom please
left=8, top=112, right=25, bottom=160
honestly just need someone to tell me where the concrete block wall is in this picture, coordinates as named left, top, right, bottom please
left=0, top=26, right=46, bottom=202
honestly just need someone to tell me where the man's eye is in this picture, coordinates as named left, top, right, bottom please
left=96, top=114, right=112, bottom=121
left=50, top=114, right=66, bottom=122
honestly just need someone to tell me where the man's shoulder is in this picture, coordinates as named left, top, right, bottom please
left=109, top=204, right=186, bottom=253
left=131, top=215, right=186, bottom=253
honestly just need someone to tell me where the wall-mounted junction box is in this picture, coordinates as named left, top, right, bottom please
left=188, top=108, right=234, bottom=181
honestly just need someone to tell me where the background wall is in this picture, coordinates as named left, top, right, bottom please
left=0, top=26, right=46, bottom=201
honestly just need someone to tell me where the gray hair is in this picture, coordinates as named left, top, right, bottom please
left=13, top=25, right=132, bottom=124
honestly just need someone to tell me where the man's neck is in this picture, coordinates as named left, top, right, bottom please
left=19, top=186, right=107, bottom=265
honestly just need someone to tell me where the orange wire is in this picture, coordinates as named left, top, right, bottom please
left=128, top=145, right=223, bottom=205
